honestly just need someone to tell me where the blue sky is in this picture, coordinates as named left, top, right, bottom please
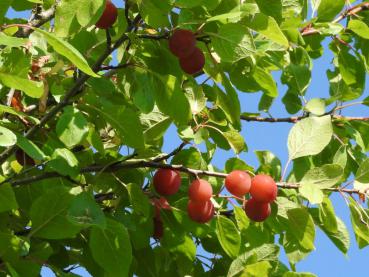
left=8, top=1, right=369, bottom=276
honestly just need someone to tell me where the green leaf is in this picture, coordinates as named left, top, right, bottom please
left=56, top=107, right=89, bottom=148
left=348, top=20, right=369, bottom=39
left=317, top=0, right=344, bottom=21
left=287, top=208, right=315, bottom=251
left=245, top=13, right=289, bottom=47
left=255, top=150, right=281, bottom=180
left=47, top=148, right=79, bottom=177
left=241, top=261, right=272, bottom=277
left=89, top=219, right=132, bottom=277
left=300, top=164, right=343, bottom=189
left=355, top=158, right=369, bottom=183
left=333, top=145, right=347, bottom=168
left=215, top=215, right=241, bottom=259
left=299, top=183, right=323, bottom=204
left=138, top=0, right=171, bottom=28
left=175, top=0, right=203, bottom=8
left=349, top=199, right=369, bottom=247
left=318, top=197, right=337, bottom=233
left=16, top=135, right=46, bottom=161
left=0, top=73, right=44, bottom=98
left=30, top=187, right=82, bottom=239
left=0, top=126, right=17, bottom=147
left=211, top=23, right=255, bottom=63
left=284, top=272, right=317, bottom=277
left=228, top=244, right=279, bottom=277
left=253, top=67, right=278, bottom=97
left=0, top=32, right=28, bottom=48
left=127, top=183, right=150, bottom=218
left=67, top=192, right=106, bottom=228
left=288, top=115, right=332, bottom=160
left=153, top=74, right=192, bottom=126
left=32, top=27, right=99, bottom=77
left=140, top=109, right=172, bottom=142
left=234, top=206, right=249, bottom=231
left=0, top=0, right=13, bottom=25
left=0, top=183, right=18, bottom=212
left=305, top=98, right=325, bottom=115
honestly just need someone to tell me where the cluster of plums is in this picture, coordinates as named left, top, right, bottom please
left=151, top=168, right=277, bottom=238
left=168, top=29, right=206, bottom=75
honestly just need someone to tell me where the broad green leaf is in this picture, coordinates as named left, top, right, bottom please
left=16, top=135, right=46, bottom=161
left=241, top=261, right=272, bottom=277
left=287, top=208, right=315, bottom=250
left=317, top=0, right=344, bottom=21
left=183, top=82, right=207, bottom=115
left=0, top=0, right=13, bottom=25
left=299, top=183, right=323, bottom=204
left=30, top=187, right=82, bottom=239
left=228, top=244, right=279, bottom=277
left=0, top=73, right=43, bottom=98
left=56, top=107, right=89, bottom=148
left=127, top=183, right=150, bottom=218
left=305, top=98, right=325, bottom=115
left=253, top=67, right=278, bottom=97
left=356, top=158, right=369, bottom=183
left=348, top=20, right=369, bottom=39
left=300, top=164, right=343, bottom=189
left=140, top=109, right=172, bottom=142
left=318, top=197, right=337, bottom=233
left=216, top=216, right=241, bottom=259
left=211, top=23, right=255, bottom=63
left=175, top=0, right=203, bottom=8
left=349, top=199, right=369, bottom=247
left=234, top=206, right=249, bottom=231
left=153, top=74, right=192, bottom=126
left=288, top=115, right=332, bottom=160
left=89, top=219, right=132, bottom=277
left=255, top=150, right=281, bottom=180
left=0, top=126, right=17, bottom=147
left=47, top=148, right=79, bottom=177
left=333, top=145, right=347, bottom=168
left=246, top=13, right=289, bottom=47
left=67, top=192, right=106, bottom=228
left=0, top=183, right=18, bottom=212
left=32, top=28, right=99, bottom=77
left=0, top=33, right=28, bottom=47
left=138, top=0, right=171, bottom=28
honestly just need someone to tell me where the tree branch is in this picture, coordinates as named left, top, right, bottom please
left=8, top=159, right=363, bottom=196
left=301, top=2, right=369, bottom=36
left=14, top=1, right=60, bottom=38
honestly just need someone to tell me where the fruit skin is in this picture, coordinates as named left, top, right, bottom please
left=95, top=0, right=118, bottom=29
left=187, top=200, right=214, bottom=223
left=168, top=29, right=196, bottom=58
left=15, top=149, right=35, bottom=166
left=179, top=47, right=205, bottom=75
left=225, top=170, right=252, bottom=197
left=153, top=169, right=181, bottom=196
left=250, top=174, right=277, bottom=203
left=244, top=198, right=271, bottom=222
left=188, top=179, right=213, bottom=202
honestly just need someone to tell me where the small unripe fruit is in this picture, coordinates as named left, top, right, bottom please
left=95, top=0, right=118, bottom=29
left=244, top=198, right=271, bottom=222
left=225, top=170, right=252, bottom=197
left=187, top=200, right=214, bottom=223
left=168, top=29, right=196, bottom=58
left=15, top=149, right=35, bottom=166
left=153, top=217, right=164, bottom=239
left=188, top=179, right=213, bottom=202
left=179, top=47, right=205, bottom=75
left=250, top=174, right=277, bottom=203
left=153, top=169, right=181, bottom=196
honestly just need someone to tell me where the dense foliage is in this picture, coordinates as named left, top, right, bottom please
left=0, top=0, right=369, bottom=276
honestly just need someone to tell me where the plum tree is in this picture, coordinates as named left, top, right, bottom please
left=179, top=47, right=205, bottom=75
left=244, top=198, right=271, bottom=222
left=168, top=29, right=197, bottom=58
left=225, top=170, right=252, bottom=197
left=95, top=0, right=118, bottom=29
left=250, top=174, right=277, bottom=203
left=153, top=169, right=181, bottom=196
left=187, top=199, right=214, bottom=223
left=188, top=179, right=213, bottom=202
